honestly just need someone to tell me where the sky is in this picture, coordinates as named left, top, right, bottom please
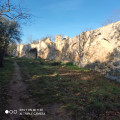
left=17, top=0, right=120, bottom=43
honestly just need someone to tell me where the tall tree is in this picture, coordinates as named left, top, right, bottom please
left=0, top=0, right=31, bottom=67
left=0, top=17, right=21, bottom=66
left=7, top=42, right=17, bottom=56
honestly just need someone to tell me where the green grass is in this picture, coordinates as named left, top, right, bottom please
left=16, top=58, right=120, bottom=120
left=0, top=57, right=14, bottom=119
left=61, top=62, right=89, bottom=71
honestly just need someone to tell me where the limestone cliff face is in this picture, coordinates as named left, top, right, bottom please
left=17, top=21, right=120, bottom=82
left=67, top=21, right=120, bottom=82
left=80, top=21, right=120, bottom=66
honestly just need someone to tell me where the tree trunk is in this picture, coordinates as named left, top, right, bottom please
left=0, top=41, right=8, bottom=67
left=0, top=49, right=4, bottom=67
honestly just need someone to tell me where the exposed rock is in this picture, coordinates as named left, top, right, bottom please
left=113, top=61, right=120, bottom=66
left=17, top=21, right=120, bottom=82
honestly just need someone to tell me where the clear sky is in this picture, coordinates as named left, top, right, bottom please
left=19, top=0, right=120, bottom=43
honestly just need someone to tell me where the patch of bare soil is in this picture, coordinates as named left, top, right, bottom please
left=58, top=67, right=94, bottom=81
left=34, top=104, right=73, bottom=120
left=4, top=61, right=27, bottom=120
left=4, top=61, right=73, bottom=120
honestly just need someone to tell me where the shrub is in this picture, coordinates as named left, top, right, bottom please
left=51, top=62, right=61, bottom=66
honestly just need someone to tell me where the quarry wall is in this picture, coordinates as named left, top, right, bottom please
left=17, top=21, right=120, bottom=82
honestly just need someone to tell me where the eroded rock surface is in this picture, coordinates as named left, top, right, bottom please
left=17, top=21, right=120, bottom=82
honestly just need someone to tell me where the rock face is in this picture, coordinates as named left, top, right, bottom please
left=17, top=21, right=120, bottom=82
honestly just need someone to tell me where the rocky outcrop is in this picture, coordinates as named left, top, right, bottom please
left=17, top=21, right=120, bottom=82
left=72, top=21, right=120, bottom=82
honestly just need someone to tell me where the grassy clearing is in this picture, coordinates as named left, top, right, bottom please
left=16, top=58, right=120, bottom=120
left=0, top=57, right=14, bottom=119
left=62, top=62, right=89, bottom=71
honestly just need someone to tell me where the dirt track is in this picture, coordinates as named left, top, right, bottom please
left=4, top=61, right=73, bottom=120
left=4, top=61, right=27, bottom=120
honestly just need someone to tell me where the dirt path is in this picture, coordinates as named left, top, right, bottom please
left=5, top=61, right=27, bottom=120
left=4, top=61, right=73, bottom=120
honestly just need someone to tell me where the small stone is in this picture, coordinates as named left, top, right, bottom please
left=113, top=61, right=120, bottom=66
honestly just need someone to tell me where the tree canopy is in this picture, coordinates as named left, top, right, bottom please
left=0, top=0, right=31, bottom=67
left=0, top=17, right=21, bottom=66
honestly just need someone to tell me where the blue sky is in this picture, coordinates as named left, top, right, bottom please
left=19, top=0, right=120, bottom=43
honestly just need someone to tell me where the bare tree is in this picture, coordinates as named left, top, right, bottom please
left=0, top=0, right=30, bottom=21
left=101, top=8, right=120, bottom=26
left=40, top=35, right=55, bottom=42
left=7, top=42, right=17, bottom=56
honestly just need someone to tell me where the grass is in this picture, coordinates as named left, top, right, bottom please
left=61, top=62, right=89, bottom=71
left=16, top=58, right=120, bottom=120
left=0, top=57, right=14, bottom=119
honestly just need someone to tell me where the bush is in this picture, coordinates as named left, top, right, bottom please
left=51, top=62, right=61, bottom=66
left=66, top=62, right=73, bottom=66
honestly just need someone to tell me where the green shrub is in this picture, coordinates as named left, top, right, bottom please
left=66, top=62, right=73, bottom=66
left=51, top=62, right=61, bottom=66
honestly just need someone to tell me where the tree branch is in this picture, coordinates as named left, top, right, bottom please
left=0, top=0, right=31, bottom=22
left=0, top=0, right=10, bottom=13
